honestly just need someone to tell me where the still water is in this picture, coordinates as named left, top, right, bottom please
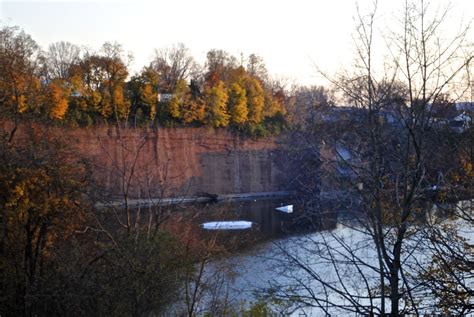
left=187, top=197, right=342, bottom=237
left=179, top=198, right=473, bottom=316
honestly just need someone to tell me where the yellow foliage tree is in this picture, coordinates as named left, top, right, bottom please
left=263, top=90, right=285, bottom=118
left=228, top=82, right=248, bottom=125
left=71, top=43, right=130, bottom=120
left=167, top=79, right=190, bottom=120
left=140, top=84, right=157, bottom=120
left=204, top=81, right=230, bottom=127
left=127, top=68, right=159, bottom=123
left=244, top=77, right=265, bottom=124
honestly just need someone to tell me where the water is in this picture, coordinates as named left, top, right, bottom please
left=187, top=199, right=474, bottom=316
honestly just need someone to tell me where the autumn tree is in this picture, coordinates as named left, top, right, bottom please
left=227, top=82, right=248, bottom=125
left=181, top=83, right=206, bottom=125
left=0, top=26, right=41, bottom=140
left=100, top=42, right=131, bottom=121
left=45, top=79, right=70, bottom=120
left=167, top=79, right=190, bottom=120
left=127, top=67, right=159, bottom=125
left=204, top=80, right=230, bottom=127
left=0, top=25, right=288, bottom=134
left=244, top=76, right=265, bottom=124
left=418, top=222, right=474, bottom=315
left=0, top=135, right=91, bottom=315
left=263, top=89, right=285, bottom=118
left=202, top=50, right=288, bottom=134
left=286, top=85, right=334, bottom=125
left=204, top=49, right=240, bottom=86
left=71, top=43, right=130, bottom=121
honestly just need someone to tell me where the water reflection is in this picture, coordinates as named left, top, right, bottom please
left=190, top=198, right=296, bottom=237
left=176, top=197, right=341, bottom=238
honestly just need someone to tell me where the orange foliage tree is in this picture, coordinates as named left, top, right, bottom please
left=46, top=79, right=70, bottom=120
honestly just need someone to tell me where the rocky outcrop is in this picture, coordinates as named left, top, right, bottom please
left=3, top=122, right=289, bottom=198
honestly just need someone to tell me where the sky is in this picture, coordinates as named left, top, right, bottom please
left=1, top=0, right=473, bottom=86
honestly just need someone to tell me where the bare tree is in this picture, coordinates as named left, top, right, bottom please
left=247, top=53, right=268, bottom=83
left=45, top=41, right=81, bottom=80
left=264, top=1, right=473, bottom=315
left=151, top=43, right=197, bottom=92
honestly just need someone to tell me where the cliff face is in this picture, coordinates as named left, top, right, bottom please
left=3, top=122, right=288, bottom=198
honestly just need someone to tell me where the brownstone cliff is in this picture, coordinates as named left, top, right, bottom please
left=3, top=122, right=289, bottom=198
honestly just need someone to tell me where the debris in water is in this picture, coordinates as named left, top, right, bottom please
left=201, top=221, right=253, bottom=230
left=275, top=205, right=293, bottom=213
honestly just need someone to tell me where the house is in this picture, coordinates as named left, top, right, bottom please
left=449, top=112, right=472, bottom=133
left=455, top=102, right=474, bottom=112
left=157, top=93, right=173, bottom=102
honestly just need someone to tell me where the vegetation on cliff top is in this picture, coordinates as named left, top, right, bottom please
left=0, top=26, right=287, bottom=137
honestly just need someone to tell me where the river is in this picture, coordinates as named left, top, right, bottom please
left=179, top=198, right=474, bottom=316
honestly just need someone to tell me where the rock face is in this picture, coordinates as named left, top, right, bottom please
left=4, top=122, right=288, bottom=198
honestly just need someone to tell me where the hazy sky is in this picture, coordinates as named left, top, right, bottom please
left=1, top=0, right=473, bottom=86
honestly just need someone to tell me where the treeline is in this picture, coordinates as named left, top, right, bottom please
left=0, top=25, right=287, bottom=136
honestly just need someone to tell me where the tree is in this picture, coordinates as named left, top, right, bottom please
left=45, top=41, right=81, bottom=80
left=263, top=89, right=285, bottom=118
left=181, top=83, right=206, bottom=125
left=72, top=43, right=130, bottom=121
left=168, top=79, right=190, bottom=120
left=244, top=76, right=265, bottom=124
left=419, top=222, right=474, bottom=315
left=204, top=49, right=239, bottom=87
left=0, top=26, right=41, bottom=140
left=287, top=85, right=334, bottom=125
left=126, top=67, right=159, bottom=126
left=151, top=43, right=196, bottom=92
left=227, top=82, right=248, bottom=125
left=204, top=80, right=230, bottom=127
left=247, top=53, right=268, bottom=83
left=45, top=79, right=70, bottom=120
left=0, top=135, right=91, bottom=315
left=100, top=42, right=131, bottom=121
left=265, top=1, right=473, bottom=315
